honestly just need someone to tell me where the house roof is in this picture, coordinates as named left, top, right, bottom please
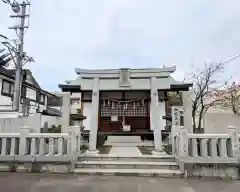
left=0, top=66, right=58, bottom=98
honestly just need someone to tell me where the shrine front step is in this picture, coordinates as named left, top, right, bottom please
left=73, top=168, right=183, bottom=178
left=75, top=161, right=179, bottom=170
left=78, top=154, right=175, bottom=162
left=106, top=136, right=141, bottom=143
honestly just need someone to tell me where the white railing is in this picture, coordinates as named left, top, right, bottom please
left=0, top=126, right=81, bottom=163
left=172, top=126, right=240, bottom=164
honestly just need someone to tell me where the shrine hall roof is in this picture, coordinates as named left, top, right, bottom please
left=75, top=66, right=176, bottom=76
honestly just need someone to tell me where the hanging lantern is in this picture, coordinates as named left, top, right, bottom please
left=103, top=100, right=105, bottom=107
left=108, top=100, right=110, bottom=106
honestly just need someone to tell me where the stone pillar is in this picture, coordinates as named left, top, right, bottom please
left=179, top=126, right=188, bottom=157
left=67, top=126, right=78, bottom=158
left=171, top=106, right=181, bottom=155
left=181, top=91, right=193, bottom=133
left=19, top=126, right=30, bottom=155
left=150, top=77, right=165, bottom=155
left=159, top=101, right=166, bottom=130
left=228, top=126, right=239, bottom=158
left=61, top=92, right=71, bottom=133
left=87, top=77, right=99, bottom=155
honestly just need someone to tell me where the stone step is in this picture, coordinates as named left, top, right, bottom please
left=76, top=161, right=179, bottom=170
left=73, top=168, right=183, bottom=178
left=104, top=142, right=141, bottom=147
left=78, top=155, right=174, bottom=162
left=78, top=154, right=174, bottom=162
left=106, top=136, right=141, bottom=143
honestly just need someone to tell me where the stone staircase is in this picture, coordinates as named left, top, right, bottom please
left=73, top=155, right=183, bottom=178
left=104, top=136, right=142, bottom=147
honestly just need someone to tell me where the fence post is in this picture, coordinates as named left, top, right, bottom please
left=19, top=126, right=30, bottom=155
left=67, top=126, right=77, bottom=158
left=179, top=126, right=188, bottom=158
left=228, top=126, right=239, bottom=158
left=171, top=125, right=179, bottom=156
left=67, top=126, right=79, bottom=171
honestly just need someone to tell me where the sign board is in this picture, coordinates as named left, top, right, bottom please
left=111, top=116, right=118, bottom=122
left=123, top=125, right=131, bottom=132
left=172, top=106, right=181, bottom=127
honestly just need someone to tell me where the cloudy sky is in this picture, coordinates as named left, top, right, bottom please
left=0, top=0, right=240, bottom=91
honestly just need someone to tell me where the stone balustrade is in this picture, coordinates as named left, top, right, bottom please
left=173, top=126, right=240, bottom=163
left=172, top=125, right=240, bottom=179
left=0, top=126, right=81, bottom=163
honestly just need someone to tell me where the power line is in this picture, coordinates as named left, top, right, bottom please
left=222, top=53, right=240, bottom=65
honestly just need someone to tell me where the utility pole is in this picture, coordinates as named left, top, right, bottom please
left=1, top=0, right=31, bottom=111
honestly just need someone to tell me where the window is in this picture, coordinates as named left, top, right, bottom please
left=47, top=96, right=62, bottom=106
left=36, top=91, right=45, bottom=104
left=1, top=80, right=14, bottom=96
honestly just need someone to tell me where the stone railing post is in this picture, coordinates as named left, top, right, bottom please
left=179, top=126, right=188, bottom=158
left=19, top=126, right=30, bottom=155
left=67, top=126, right=78, bottom=158
left=228, top=126, right=239, bottom=158
left=171, top=125, right=180, bottom=156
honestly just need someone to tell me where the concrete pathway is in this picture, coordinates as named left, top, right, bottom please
left=109, top=146, right=142, bottom=156
left=1, top=173, right=240, bottom=192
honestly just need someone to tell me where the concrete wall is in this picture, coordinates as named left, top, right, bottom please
left=41, top=115, right=61, bottom=129
left=203, top=112, right=240, bottom=133
left=51, top=92, right=71, bottom=132
left=0, top=114, right=61, bottom=133
left=0, top=114, right=41, bottom=133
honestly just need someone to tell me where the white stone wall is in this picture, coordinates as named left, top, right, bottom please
left=41, top=115, right=61, bottom=129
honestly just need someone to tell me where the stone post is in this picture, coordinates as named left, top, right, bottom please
left=150, top=77, right=165, bottom=155
left=181, top=91, right=193, bottom=133
left=171, top=106, right=181, bottom=155
left=179, top=126, right=188, bottom=157
left=171, top=126, right=179, bottom=156
left=19, top=126, right=30, bottom=155
left=67, top=126, right=78, bottom=159
left=228, top=126, right=239, bottom=158
left=61, top=92, right=71, bottom=133
left=87, top=77, right=100, bottom=155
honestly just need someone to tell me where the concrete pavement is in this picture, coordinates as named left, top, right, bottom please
left=0, top=173, right=240, bottom=192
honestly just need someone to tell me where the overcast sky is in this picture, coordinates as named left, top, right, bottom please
left=0, top=0, right=240, bottom=91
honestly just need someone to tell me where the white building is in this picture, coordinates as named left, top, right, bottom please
left=0, top=66, right=62, bottom=131
left=59, top=67, right=192, bottom=154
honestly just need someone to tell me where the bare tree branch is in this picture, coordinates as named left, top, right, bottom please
left=190, top=62, right=228, bottom=132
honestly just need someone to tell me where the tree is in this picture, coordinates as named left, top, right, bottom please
left=190, top=62, right=228, bottom=132
left=226, top=82, right=240, bottom=114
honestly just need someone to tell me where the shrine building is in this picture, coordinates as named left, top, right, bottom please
left=59, top=66, right=192, bottom=154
